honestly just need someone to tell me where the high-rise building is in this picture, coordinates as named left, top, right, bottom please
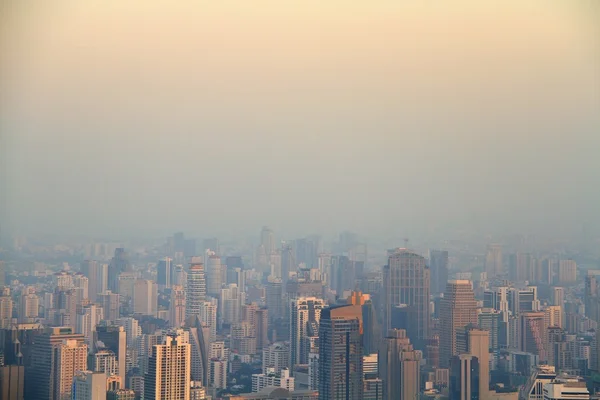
left=115, top=318, right=141, bottom=348
left=72, top=371, right=107, bottom=400
left=485, top=244, right=503, bottom=277
left=449, top=354, right=479, bottom=400
left=254, top=308, right=269, bottom=350
left=552, top=287, right=565, bottom=307
left=290, top=298, right=325, bottom=369
left=28, top=327, right=86, bottom=400
left=186, top=316, right=210, bottom=387
left=429, top=250, right=449, bottom=296
left=263, top=342, right=290, bottom=374
left=0, top=295, right=13, bottom=329
left=18, top=289, right=39, bottom=323
left=77, top=304, right=104, bottom=346
left=383, top=249, right=430, bottom=350
left=157, top=258, right=173, bottom=290
left=558, top=260, right=577, bottom=284
left=265, top=280, right=283, bottom=322
left=221, top=284, right=244, bottom=325
left=251, top=367, right=294, bottom=393
left=206, top=256, right=223, bottom=297
left=89, top=348, right=119, bottom=377
left=208, top=359, right=227, bottom=390
left=98, top=291, right=120, bottom=322
left=186, top=262, right=206, bottom=319
left=144, top=333, right=191, bottom=400
left=0, top=365, right=24, bottom=400
left=318, top=304, right=363, bottom=400
left=378, top=329, right=420, bottom=400
left=519, top=365, right=556, bottom=400
left=509, top=252, right=536, bottom=283
left=107, top=389, right=136, bottom=400
left=94, top=325, right=126, bottom=386
left=520, top=312, right=546, bottom=361
left=464, top=328, right=490, bottom=399
left=169, top=285, right=186, bottom=328
left=133, top=280, right=157, bottom=317
left=439, top=280, right=478, bottom=368
left=82, top=260, right=100, bottom=302
left=108, top=249, right=130, bottom=293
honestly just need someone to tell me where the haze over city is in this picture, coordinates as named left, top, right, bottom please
left=1, top=0, right=599, bottom=242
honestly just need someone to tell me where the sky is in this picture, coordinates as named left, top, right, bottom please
left=1, top=0, right=599, bottom=242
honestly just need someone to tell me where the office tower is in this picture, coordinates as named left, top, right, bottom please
left=108, top=249, right=130, bottom=293
left=558, top=260, right=577, bottom=284
left=72, top=371, right=107, bottom=400
left=95, top=326, right=126, bottom=385
left=107, top=389, right=136, bottom=400
left=18, top=289, right=39, bottom=323
left=133, top=280, right=157, bottom=317
left=157, top=258, right=173, bottom=290
left=439, top=280, right=478, bottom=368
left=115, top=318, right=141, bottom=348
left=429, top=250, right=449, bottom=295
left=361, top=299, right=380, bottom=356
left=228, top=268, right=246, bottom=292
left=186, top=262, right=206, bottom=319
left=485, top=244, right=503, bottom=276
left=543, top=377, right=589, bottom=399
left=0, top=365, right=24, bottom=400
left=221, top=284, right=244, bottom=325
left=378, top=329, right=420, bottom=400
left=330, top=256, right=355, bottom=296
left=318, top=304, right=363, bottom=400
left=383, top=249, right=430, bottom=350
left=171, top=265, right=187, bottom=287
left=99, top=291, right=120, bottom=322
left=509, top=252, right=536, bottom=282
left=290, top=297, right=325, bottom=369
left=28, top=328, right=86, bottom=400
left=144, top=333, right=191, bottom=400
left=117, top=273, right=137, bottom=301
left=520, top=312, right=546, bottom=360
left=77, top=304, right=104, bottom=346
left=254, top=308, right=269, bottom=350
left=0, top=295, right=13, bottom=329
left=484, top=286, right=509, bottom=313
left=281, top=244, right=297, bottom=284
left=82, top=260, right=101, bottom=302
left=186, top=316, right=210, bottom=387
left=464, top=328, right=490, bottom=399
left=520, top=365, right=556, bottom=400
left=263, top=342, right=290, bottom=374
left=449, top=354, right=479, bottom=400
left=265, top=280, right=283, bottom=321
left=261, top=227, right=275, bottom=257
left=168, top=285, right=186, bottom=328
left=478, top=308, right=502, bottom=351
left=552, top=287, right=565, bottom=307
left=507, top=286, right=540, bottom=315
left=206, top=256, right=223, bottom=297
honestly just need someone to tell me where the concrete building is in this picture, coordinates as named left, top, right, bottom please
left=439, top=280, right=478, bottom=368
left=485, top=244, right=503, bottom=276
left=542, top=377, right=588, bottom=399
left=72, top=371, right=107, bottom=400
left=98, top=291, right=120, bottom=322
left=429, top=250, right=449, bottom=296
left=290, top=297, right=325, bottom=370
left=94, top=325, right=126, bottom=386
left=0, top=365, right=24, bottom=400
left=378, top=329, right=420, bottom=400
left=186, top=262, right=206, bottom=319
left=133, top=280, right=157, bottom=317
left=449, top=354, right=479, bottom=400
left=206, top=256, right=224, bottom=297
left=252, top=368, right=294, bottom=392
left=144, top=333, right=191, bottom=400
left=169, top=285, right=186, bottom=328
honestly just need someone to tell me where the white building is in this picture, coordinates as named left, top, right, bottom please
left=252, top=367, right=294, bottom=392
left=262, top=342, right=290, bottom=374
left=133, top=279, right=157, bottom=317
left=543, top=377, right=589, bottom=399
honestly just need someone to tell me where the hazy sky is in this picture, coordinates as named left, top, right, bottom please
left=1, top=1, right=599, bottom=241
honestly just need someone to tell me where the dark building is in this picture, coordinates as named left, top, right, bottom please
left=225, top=256, right=244, bottom=270
left=95, top=325, right=126, bottom=385
left=0, top=324, right=45, bottom=367
left=429, top=250, right=449, bottom=296
left=449, top=354, right=479, bottom=400
left=0, top=365, right=24, bottom=400
left=108, top=249, right=131, bottom=293
left=318, top=304, right=363, bottom=400
left=156, top=258, right=172, bottom=289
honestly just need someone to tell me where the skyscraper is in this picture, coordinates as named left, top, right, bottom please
left=383, top=249, right=430, bottom=350
left=99, top=291, right=120, bottom=322
left=520, top=311, right=546, bottom=361
left=157, top=257, right=173, bottom=290
left=439, top=280, right=478, bottom=368
left=169, top=285, right=186, bottom=328
left=186, top=262, right=206, bottom=319
left=318, top=304, right=363, bottom=400
left=144, top=333, right=191, bottom=400
left=429, top=250, right=449, bottom=296
left=186, top=316, right=209, bottom=388
left=465, top=328, right=490, bottom=399
left=265, top=280, right=283, bottom=322
left=95, top=325, right=126, bottom=386
left=81, top=260, right=100, bottom=302
left=72, top=371, right=107, bottom=400
left=29, top=327, right=86, bottom=400
left=485, top=244, right=503, bottom=277
left=108, top=249, right=130, bottom=293
left=133, top=280, right=158, bottom=317
left=378, top=329, right=420, bottom=400
left=206, top=256, right=223, bottom=297
left=290, top=297, right=325, bottom=369
left=449, top=354, right=479, bottom=400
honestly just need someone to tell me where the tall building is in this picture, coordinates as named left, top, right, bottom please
left=449, top=354, right=479, bottom=400
left=186, top=316, right=210, bottom=387
left=94, top=325, right=126, bottom=386
left=98, top=291, right=120, bottom=322
left=485, top=244, right=503, bottom=277
left=520, top=312, right=546, bottom=361
left=318, top=304, right=363, bottom=400
left=378, top=329, right=420, bottom=400
left=206, top=256, right=223, bottom=297
left=18, top=290, right=39, bottom=323
left=133, top=280, right=157, bottom=317
left=157, top=258, right=173, bottom=290
left=81, top=260, right=100, bottom=302
left=464, top=328, right=490, bottom=399
left=0, top=365, right=24, bottom=400
left=558, top=260, right=577, bottom=284
left=519, top=365, right=556, bottom=400
left=76, top=304, right=104, bottom=346
left=509, top=252, right=536, bottom=282
left=263, top=342, right=290, bottom=374
left=0, top=295, right=13, bottom=329
left=220, top=284, right=244, bottom=325
left=28, top=327, right=86, bottom=400
left=290, top=298, right=325, bottom=369
left=383, top=249, right=430, bottom=349
left=108, top=249, right=130, bottom=293
left=439, top=280, right=478, bottom=368
left=254, top=308, right=269, bottom=350
left=144, top=333, right=191, bottom=400
left=72, top=371, right=107, bottom=400
left=429, top=250, right=449, bottom=296
left=265, top=280, right=283, bottom=322
left=186, top=262, right=206, bottom=319
left=169, top=285, right=186, bottom=328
